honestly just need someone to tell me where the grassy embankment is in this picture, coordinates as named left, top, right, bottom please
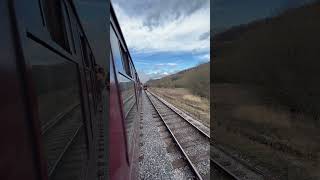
left=147, top=62, right=210, bottom=98
left=147, top=62, right=210, bottom=127
left=150, top=87, right=210, bottom=127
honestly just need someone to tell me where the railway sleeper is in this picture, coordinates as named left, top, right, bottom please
left=171, top=158, right=188, bottom=169
left=190, top=153, right=209, bottom=164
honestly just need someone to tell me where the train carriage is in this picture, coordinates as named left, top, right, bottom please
left=1, top=1, right=141, bottom=179
left=109, top=4, right=142, bottom=180
left=1, top=0, right=109, bottom=179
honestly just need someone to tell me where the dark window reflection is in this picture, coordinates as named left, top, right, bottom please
left=42, top=0, right=70, bottom=52
left=32, top=61, right=80, bottom=129
left=120, top=46, right=131, bottom=77
left=28, top=40, right=88, bottom=179
left=111, top=26, right=127, bottom=75
left=49, top=126, right=88, bottom=180
left=118, top=74, right=136, bottom=117
left=118, top=74, right=136, bottom=150
left=124, top=103, right=138, bottom=151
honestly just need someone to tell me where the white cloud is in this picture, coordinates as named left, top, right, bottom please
left=112, top=0, right=210, bottom=82
left=197, top=53, right=210, bottom=62
left=140, top=68, right=178, bottom=82
left=113, top=3, right=210, bottom=53
left=156, top=63, right=177, bottom=66
left=140, top=71, right=167, bottom=82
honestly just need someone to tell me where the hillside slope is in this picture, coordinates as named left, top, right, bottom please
left=213, top=1, right=320, bottom=117
left=147, top=62, right=210, bottom=98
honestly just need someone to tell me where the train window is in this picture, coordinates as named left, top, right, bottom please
left=129, top=60, right=136, bottom=80
left=80, top=36, right=90, bottom=67
left=42, top=0, right=70, bottom=52
left=111, top=26, right=131, bottom=77
left=120, top=46, right=131, bottom=77
left=117, top=74, right=136, bottom=151
left=27, top=40, right=88, bottom=179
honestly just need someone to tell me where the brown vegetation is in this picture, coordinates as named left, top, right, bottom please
left=150, top=87, right=210, bottom=127
left=147, top=62, right=210, bottom=98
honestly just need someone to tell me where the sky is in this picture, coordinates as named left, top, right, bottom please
left=112, top=0, right=210, bottom=82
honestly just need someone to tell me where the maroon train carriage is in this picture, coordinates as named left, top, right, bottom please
left=0, top=0, right=109, bottom=180
left=109, top=4, right=142, bottom=180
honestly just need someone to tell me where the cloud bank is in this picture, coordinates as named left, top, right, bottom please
left=112, top=0, right=210, bottom=82
left=112, top=0, right=210, bottom=54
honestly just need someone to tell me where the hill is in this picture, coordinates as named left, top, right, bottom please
left=147, top=62, right=210, bottom=98
left=213, top=1, right=320, bottom=118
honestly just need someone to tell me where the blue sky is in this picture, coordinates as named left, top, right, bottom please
left=133, top=51, right=208, bottom=80
left=112, top=0, right=210, bottom=82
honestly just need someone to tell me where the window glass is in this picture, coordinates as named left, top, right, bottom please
left=118, top=74, right=136, bottom=116
left=28, top=39, right=88, bottom=179
left=111, top=26, right=130, bottom=76
left=118, top=74, right=136, bottom=150
left=49, top=126, right=88, bottom=179
left=124, top=102, right=137, bottom=151
left=31, top=58, right=80, bottom=128
left=120, top=46, right=131, bottom=77
left=42, top=0, right=70, bottom=52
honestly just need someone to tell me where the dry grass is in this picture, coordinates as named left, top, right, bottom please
left=150, top=87, right=210, bottom=128
left=183, top=94, right=202, bottom=103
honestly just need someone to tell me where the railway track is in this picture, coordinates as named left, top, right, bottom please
left=145, top=90, right=210, bottom=179
left=146, top=90, right=267, bottom=180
